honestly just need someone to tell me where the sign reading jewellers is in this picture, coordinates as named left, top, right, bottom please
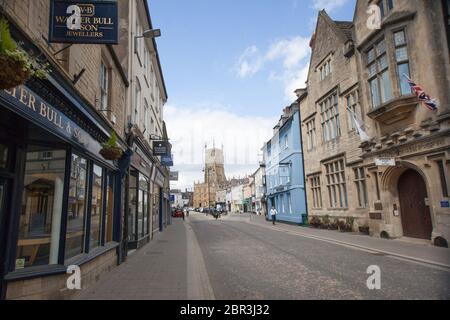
left=49, top=0, right=118, bottom=44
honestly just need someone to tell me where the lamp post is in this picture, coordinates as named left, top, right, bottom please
left=134, top=29, right=161, bottom=51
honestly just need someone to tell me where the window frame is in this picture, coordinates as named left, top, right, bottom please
left=325, top=159, right=348, bottom=209
left=310, top=174, right=323, bottom=209
left=306, top=118, right=316, bottom=150
left=319, top=92, right=341, bottom=143
left=353, top=167, right=368, bottom=208
left=366, top=37, right=393, bottom=109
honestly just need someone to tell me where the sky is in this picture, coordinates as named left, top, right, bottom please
left=149, top=0, right=357, bottom=191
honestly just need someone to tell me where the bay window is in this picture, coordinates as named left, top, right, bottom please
left=394, top=30, right=411, bottom=96
left=367, top=39, right=393, bottom=108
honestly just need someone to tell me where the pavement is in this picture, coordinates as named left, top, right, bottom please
left=73, top=212, right=450, bottom=300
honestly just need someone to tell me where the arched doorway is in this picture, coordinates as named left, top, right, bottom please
left=398, top=169, right=432, bottom=239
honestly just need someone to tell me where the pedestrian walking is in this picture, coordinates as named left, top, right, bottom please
left=182, top=208, right=186, bottom=221
left=270, top=206, right=277, bottom=225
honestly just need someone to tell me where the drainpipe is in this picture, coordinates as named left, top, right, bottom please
left=296, top=103, right=309, bottom=224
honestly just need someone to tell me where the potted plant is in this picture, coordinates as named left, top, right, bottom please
left=359, top=224, right=370, bottom=235
left=100, top=132, right=123, bottom=160
left=0, top=18, right=47, bottom=90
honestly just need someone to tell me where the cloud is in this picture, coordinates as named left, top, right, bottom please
left=236, top=45, right=264, bottom=78
left=234, top=37, right=311, bottom=101
left=311, top=0, right=350, bottom=12
left=165, top=103, right=276, bottom=190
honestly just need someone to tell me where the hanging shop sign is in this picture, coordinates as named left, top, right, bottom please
left=169, top=171, right=179, bottom=181
left=153, top=141, right=170, bottom=156
left=49, top=0, right=119, bottom=44
left=161, top=154, right=174, bottom=167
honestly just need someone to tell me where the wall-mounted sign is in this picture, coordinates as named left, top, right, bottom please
left=153, top=141, right=170, bottom=156
left=49, top=0, right=118, bottom=44
left=161, top=154, right=174, bottom=167
left=375, top=158, right=396, bottom=167
left=441, top=201, right=450, bottom=208
left=169, top=171, right=179, bottom=181
left=0, top=86, right=109, bottom=163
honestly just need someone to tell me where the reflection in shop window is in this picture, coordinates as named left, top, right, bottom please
left=104, top=172, right=115, bottom=243
left=66, top=154, right=87, bottom=260
left=129, top=174, right=137, bottom=241
left=0, top=143, right=8, bottom=169
left=90, top=164, right=104, bottom=249
left=15, top=147, right=66, bottom=269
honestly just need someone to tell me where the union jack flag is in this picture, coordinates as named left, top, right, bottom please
left=404, top=74, right=438, bottom=112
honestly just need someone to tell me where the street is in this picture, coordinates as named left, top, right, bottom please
left=76, top=212, right=450, bottom=300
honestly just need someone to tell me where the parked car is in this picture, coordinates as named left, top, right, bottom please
left=172, top=209, right=184, bottom=218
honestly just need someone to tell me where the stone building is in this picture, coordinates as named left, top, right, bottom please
left=302, top=11, right=365, bottom=229
left=352, top=0, right=450, bottom=244
left=0, top=0, right=170, bottom=300
left=193, top=147, right=226, bottom=208
left=301, top=1, right=450, bottom=245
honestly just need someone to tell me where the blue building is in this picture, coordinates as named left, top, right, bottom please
left=263, top=102, right=307, bottom=224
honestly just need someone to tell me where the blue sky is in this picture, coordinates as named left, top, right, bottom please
left=148, top=0, right=357, bottom=190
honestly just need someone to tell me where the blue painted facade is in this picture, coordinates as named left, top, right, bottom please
left=263, top=109, right=307, bottom=224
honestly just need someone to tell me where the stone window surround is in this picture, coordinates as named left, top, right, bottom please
left=310, top=174, right=323, bottom=209
left=353, top=166, right=369, bottom=208
left=359, top=11, right=417, bottom=108
left=316, top=53, right=334, bottom=81
left=323, top=158, right=348, bottom=209
left=305, top=118, right=317, bottom=151
left=318, top=90, right=341, bottom=143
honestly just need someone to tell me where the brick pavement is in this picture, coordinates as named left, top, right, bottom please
left=74, top=219, right=189, bottom=300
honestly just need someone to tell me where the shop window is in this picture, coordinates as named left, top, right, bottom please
left=15, top=147, right=66, bottom=269
left=128, top=173, right=137, bottom=241
left=139, top=175, right=150, bottom=237
left=0, top=143, right=8, bottom=169
left=104, top=172, right=115, bottom=243
left=66, top=154, right=88, bottom=260
left=89, top=165, right=104, bottom=249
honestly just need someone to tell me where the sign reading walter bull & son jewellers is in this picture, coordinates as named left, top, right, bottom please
left=49, top=0, right=118, bottom=44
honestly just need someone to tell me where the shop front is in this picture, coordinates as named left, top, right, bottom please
left=127, top=143, right=153, bottom=250
left=0, top=81, right=123, bottom=299
left=152, top=167, right=165, bottom=235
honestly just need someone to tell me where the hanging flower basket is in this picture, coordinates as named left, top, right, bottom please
left=0, top=18, right=48, bottom=90
left=99, top=131, right=123, bottom=160
left=0, top=53, right=32, bottom=90
left=100, top=147, right=123, bottom=161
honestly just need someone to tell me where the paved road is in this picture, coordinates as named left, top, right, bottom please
left=190, top=213, right=450, bottom=300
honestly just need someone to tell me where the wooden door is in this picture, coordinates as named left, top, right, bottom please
left=398, top=170, right=433, bottom=239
